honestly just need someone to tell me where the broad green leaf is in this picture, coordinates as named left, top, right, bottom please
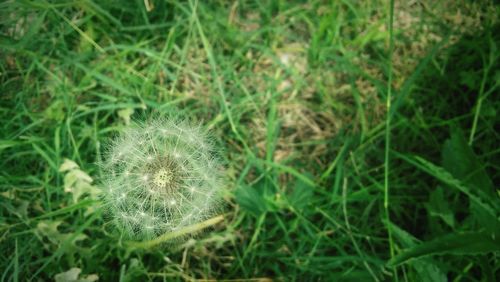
left=389, top=222, right=446, bottom=282
left=54, top=268, right=98, bottom=282
left=441, top=128, right=498, bottom=232
left=399, top=153, right=499, bottom=220
left=35, top=220, right=91, bottom=266
left=59, top=158, right=100, bottom=203
left=388, top=232, right=500, bottom=266
left=36, top=220, right=63, bottom=245
left=35, top=220, right=87, bottom=250
left=425, top=186, right=455, bottom=228
left=118, top=108, right=134, bottom=125
left=59, top=158, right=79, bottom=172
left=442, top=128, right=494, bottom=195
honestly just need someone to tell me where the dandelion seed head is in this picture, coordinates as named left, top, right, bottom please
left=100, top=116, right=224, bottom=240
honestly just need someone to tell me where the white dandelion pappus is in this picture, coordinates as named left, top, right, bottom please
left=100, top=117, right=223, bottom=241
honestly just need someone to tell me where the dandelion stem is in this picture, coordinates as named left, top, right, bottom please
left=125, top=215, right=224, bottom=249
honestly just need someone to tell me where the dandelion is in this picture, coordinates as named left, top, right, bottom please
left=100, top=116, right=224, bottom=241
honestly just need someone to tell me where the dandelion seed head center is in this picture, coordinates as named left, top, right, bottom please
left=142, top=154, right=187, bottom=195
left=153, top=168, right=173, bottom=187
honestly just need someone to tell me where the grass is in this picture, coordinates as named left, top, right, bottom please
left=1, top=0, right=499, bottom=281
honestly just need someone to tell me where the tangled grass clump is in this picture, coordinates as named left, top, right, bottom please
left=100, top=117, right=224, bottom=241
